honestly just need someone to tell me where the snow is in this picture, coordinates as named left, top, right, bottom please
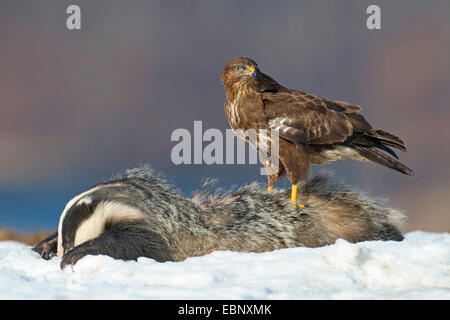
left=0, top=231, right=449, bottom=299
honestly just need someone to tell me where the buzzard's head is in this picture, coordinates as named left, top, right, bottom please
left=221, top=57, right=259, bottom=87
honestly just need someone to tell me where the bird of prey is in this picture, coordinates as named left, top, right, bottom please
left=221, top=57, right=414, bottom=205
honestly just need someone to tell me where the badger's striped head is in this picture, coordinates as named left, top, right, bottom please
left=57, top=185, right=145, bottom=257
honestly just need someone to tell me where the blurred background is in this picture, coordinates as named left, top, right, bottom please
left=0, top=0, right=449, bottom=237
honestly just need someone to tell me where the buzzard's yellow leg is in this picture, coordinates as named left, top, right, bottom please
left=291, top=184, right=305, bottom=208
left=267, top=186, right=273, bottom=191
left=291, top=184, right=297, bottom=202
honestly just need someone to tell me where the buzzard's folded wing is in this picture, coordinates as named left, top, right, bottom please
left=263, top=91, right=357, bottom=144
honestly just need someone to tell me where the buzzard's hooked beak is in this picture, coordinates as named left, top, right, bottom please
left=243, top=66, right=257, bottom=79
left=248, top=65, right=257, bottom=79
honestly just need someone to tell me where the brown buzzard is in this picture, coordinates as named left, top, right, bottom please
left=221, top=57, right=414, bottom=205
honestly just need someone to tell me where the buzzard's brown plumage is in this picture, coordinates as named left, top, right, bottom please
left=221, top=57, right=414, bottom=204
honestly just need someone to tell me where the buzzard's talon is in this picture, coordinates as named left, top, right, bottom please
left=290, top=184, right=305, bottom=208
left=267, top=186, right=273, bottom=191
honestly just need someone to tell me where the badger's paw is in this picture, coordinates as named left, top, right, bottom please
left=32, top=231, right=58, bottom=260
left=60, top=243, right=101, bottom=270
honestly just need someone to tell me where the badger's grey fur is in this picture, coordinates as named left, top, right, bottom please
left=33, top=165, right=405, bottom=269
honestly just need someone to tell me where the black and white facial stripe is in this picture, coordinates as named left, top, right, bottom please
left=57, top=185, right=145, bottom=257
left=60, top=195, right=99, bottom=255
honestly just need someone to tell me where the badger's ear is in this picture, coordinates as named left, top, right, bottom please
left=32, top=231, right=58, bottom=260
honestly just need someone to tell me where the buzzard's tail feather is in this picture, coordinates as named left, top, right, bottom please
left=374, top=144, right=399, bottom=159
left=353, top=146, right=415, bottom=177
left=373, top=130, right=407, bottom=153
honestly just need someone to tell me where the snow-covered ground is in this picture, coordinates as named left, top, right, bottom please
left=0, top=231, right=449, bottom=299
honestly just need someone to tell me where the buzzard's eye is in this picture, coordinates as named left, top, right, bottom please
left=234, top=66, right=243, bottom=72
